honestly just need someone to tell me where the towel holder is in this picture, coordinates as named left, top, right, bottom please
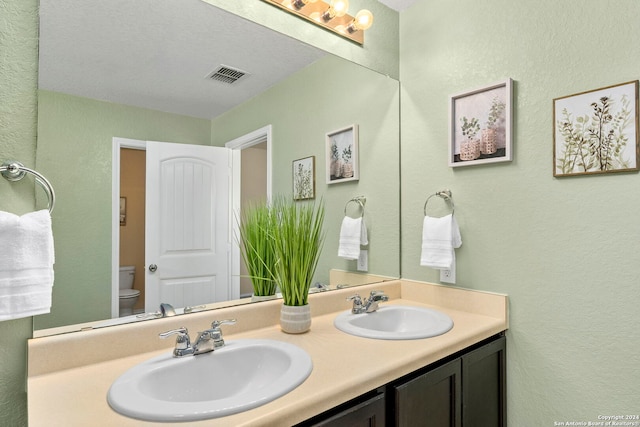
left=423, top=190, right=454, bottom=216
left=344, top=196, right=366, bottom=217
left=1, top=161, right=56, bottom=213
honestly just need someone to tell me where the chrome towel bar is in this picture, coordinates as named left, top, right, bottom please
left=1, top=161, right=56, bottom=213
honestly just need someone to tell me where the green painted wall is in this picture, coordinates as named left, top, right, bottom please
left=0, top=0, right=37, bottom=424
left=211, top=55, right=400, bottom=283
left=202, top=0, right=399, bottom=79
left=400, top=0, right=640, bottom=423
left=35, top=91, right=211, bottom=329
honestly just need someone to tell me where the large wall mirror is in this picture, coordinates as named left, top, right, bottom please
left=34, top=0, right=400, bottom=335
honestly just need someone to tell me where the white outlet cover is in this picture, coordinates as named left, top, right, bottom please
left=440, top=263, right=456, bottom=284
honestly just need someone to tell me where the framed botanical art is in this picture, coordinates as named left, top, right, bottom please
left=326, top=124, right=359, bottom=184
left=553, top=80, right=639, bottom=177
left=293, top=156, right=315, bottom=200
left=449, top=79, right=513, bottom=167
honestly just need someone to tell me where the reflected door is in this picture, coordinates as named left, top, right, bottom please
left=145, top=141, right=232, bottom=311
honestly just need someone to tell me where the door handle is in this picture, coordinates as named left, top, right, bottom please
left=148, top=264, right=158, bottom=273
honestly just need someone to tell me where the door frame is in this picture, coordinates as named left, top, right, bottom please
left=110, top=127, right=272, bottom=318
left=225, top=125, right=273, bottom=298
left=111, top=137, right=146, bottom=318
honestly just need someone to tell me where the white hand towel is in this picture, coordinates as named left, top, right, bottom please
left=420, top=214, right=461, bottom=269
left=338, top=216, right=368, bottom=260
left=0, top=210, right=55, bottom=321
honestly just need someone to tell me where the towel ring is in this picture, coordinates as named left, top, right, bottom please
left=423, top=190, right=454, bottom=216
left=344, top=196, right=366, bottom=217
left=1, top=161, right=56, bottom=213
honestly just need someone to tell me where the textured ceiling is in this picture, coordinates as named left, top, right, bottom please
left=38, top=0, right=326, bottom=119
left=38, top=0, right=412, bottom=120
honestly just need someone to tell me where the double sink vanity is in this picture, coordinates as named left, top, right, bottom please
left=28, top=279, right=508, bottom=426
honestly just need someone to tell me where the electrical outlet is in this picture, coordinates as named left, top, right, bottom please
left=440, top=264, right=456, bottom=284
left=357, top=250, right=368, bottom=272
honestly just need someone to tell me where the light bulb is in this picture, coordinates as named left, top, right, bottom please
left=331, top=0, right=349, bottom=17
left=322, top=0, right=349, bottom=21
left=347, top=9, right=373, bottom=32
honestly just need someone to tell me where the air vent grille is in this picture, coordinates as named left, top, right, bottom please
left=206, top=65, right=249, bottom=84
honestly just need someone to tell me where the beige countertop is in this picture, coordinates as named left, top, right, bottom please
left=28, top=280, right=508, bottom=426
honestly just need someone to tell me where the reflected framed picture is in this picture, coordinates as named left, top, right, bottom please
left=293, top=156, right=315, bottom=200
left=326, top=124, right=359, bottom=184
left=553, top=80, right=639, bottom=177
left=449, top=79, right=513, bottom=167
left=119, top=197, right=126, bottom=226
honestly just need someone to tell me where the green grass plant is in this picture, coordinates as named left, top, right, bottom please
left=238, top=202, right=278, bottom=297
left=270, top=197, right=325, bottom=307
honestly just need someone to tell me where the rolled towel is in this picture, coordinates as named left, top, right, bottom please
left=338, top=216, right=368, bottom=260
left=0, top=210, right=55, bottom=320
left=420, top=214, right=461, bottom=269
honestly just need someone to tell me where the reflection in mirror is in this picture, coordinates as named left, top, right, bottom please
left=34, top=0, right=400, bottom=335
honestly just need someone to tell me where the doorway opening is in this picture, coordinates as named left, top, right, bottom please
left=110, top=127, right=272, bottom=319
left=226, top=125, right=273, bottom=298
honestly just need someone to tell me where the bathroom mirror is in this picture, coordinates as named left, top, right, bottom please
left=34, top=0, right=400, bottom=335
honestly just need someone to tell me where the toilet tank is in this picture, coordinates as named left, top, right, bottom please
left=119, top=266, right=136, bottom=290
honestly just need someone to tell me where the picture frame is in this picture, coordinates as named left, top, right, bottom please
left=119, top=197, right=126, bottom=226
left=449, top=78, right=513, bottom=167
left=553, top=80, right=639, bottom=177
left=326, top=124, right=359, bottom=184
left=292, top=156, right=315, bottom=200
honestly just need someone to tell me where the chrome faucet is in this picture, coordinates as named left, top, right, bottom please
left=159, top=319, right=237, bottom=357
left=159, top=303, right=176, bottom=317
left=347, top=291, right=389, bottom=314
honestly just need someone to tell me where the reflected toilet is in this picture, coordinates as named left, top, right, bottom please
left=119, top=266, right=140, bottom=317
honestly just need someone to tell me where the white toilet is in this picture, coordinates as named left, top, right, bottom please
left=119, top=266, right=140, bottom=317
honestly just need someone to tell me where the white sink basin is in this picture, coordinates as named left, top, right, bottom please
left=334, top=305, right=454, bottom=340
left=107, top=339, right=312, bottom=422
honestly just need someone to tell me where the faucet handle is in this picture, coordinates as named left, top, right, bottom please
left=347, top=294, right=365, bottom=313
left=211, top=318, right=237, bottom=330
left=209, top=319, right=236, bottom=349
left=159, top=327, right=194, bottom=357
left=369, top=290, right=386, bottom=298
left=347, top=294, right=363, bottom=303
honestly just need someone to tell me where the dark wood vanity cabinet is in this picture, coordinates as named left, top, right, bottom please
left=393, top=358, right=462, bottom=426
left=298, top=334, right=506, bottom=427
left=297, top=388, right=386, bottom=427
left=393, top=334, right=506, bottom=427
left=461, top=335, right=506, bottom=427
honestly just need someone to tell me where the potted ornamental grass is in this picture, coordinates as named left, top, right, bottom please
left=270, top=196, right=325, bottom=334
left=237, top=202, right=278, bottom=300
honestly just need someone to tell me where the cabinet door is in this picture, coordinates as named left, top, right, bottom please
left=394, top=359, right=462, bottom=427
left=462, top=335, right=506, bottom=427
left=309, top=392, right=386, bottom=427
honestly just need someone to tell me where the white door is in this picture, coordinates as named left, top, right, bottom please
left=145, top=141, right=232, bottom=311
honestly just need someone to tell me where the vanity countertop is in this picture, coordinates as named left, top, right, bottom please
left=28, top=279, right=508, bottom=426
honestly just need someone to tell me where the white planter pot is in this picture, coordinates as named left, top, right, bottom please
left=280, top=304, right=311, bottom=334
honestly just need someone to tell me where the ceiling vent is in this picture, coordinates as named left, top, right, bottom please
left=206, top=65, right=249, bottom=85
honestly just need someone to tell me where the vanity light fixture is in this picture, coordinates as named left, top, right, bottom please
left=261, top=0, right=373, bottom=45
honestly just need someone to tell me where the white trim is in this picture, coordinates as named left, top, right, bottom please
left=111, top=138, right=146, bottom=319
left=224, top=125, right=273, bottom=300
left=225, top=124, right=273, bottom=201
